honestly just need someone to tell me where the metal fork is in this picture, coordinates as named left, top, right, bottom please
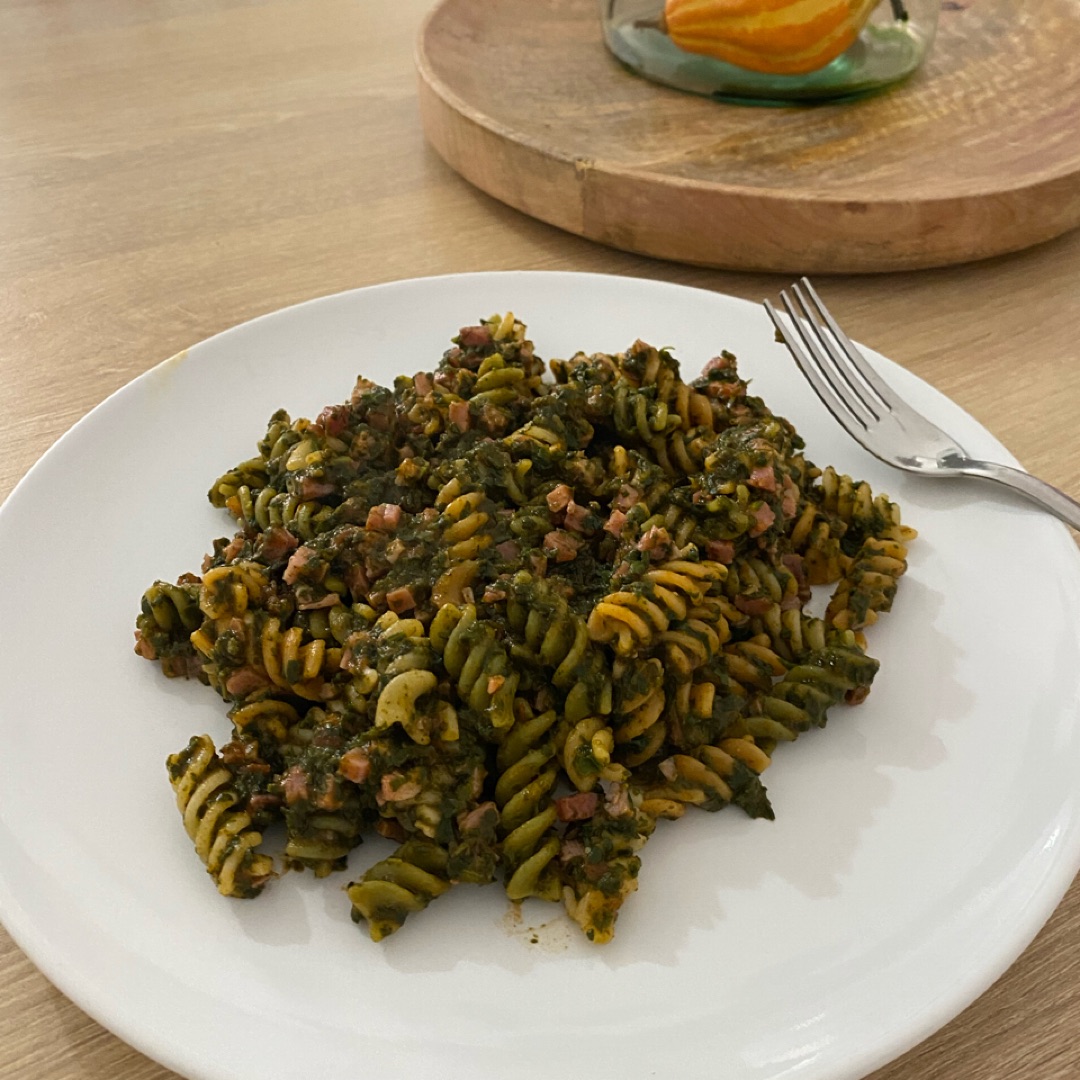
left=764, top=278, right=1080, bottom=531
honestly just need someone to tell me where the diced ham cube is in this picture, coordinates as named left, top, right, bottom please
left=459, top=801, right=497, bottom=832
left=366, top=503, right=402, bottom=532
left=555, top=792, right=600, bottom=822
left=611, top=485, right=641, bottom=512
left=734, top=595, right=773, bottom=616
left=448, top=401, right=471, bottom=432
left=543, top=530, right=581, bottom=563
left=378, top=774, right=421, bottom=804
left=298, top=593, right=341, bottom=611
left=225, top=666, right=271, bottom=697
left=282, top=765, right=309, bottom=806
left=563, top=501, right=591, bottom=533
left=496, top=540, right=521, bottom=561
left=223, top=535, right=245, bottom=562
left=283, top=545, right=317, bottom=585
left=315, top=404, right=350, bottom=437
left=133, top=631, right=157, bottom=660
left=749, top=504, right=776, bottom=537
left=705, top=540, right=735, bottom=564
left=385, top=586, right=416, bottom=613
left=748, top=465, right=777, bottom=492
left=298, top=477, right=336, bottom=500
left=458, top=325, right=492, bottom=348
left=546, top=484, right=573, bottom=512
left=604, top=509, right=628, bottom=538
left=339, top=749, right=372, bottom=783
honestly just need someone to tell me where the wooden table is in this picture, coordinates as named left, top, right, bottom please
left=1, top=2, right=1078, bottom=1077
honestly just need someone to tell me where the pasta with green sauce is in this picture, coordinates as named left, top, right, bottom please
left=136, top=312, right=915, bottom=943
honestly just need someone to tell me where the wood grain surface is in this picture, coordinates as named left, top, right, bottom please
left=1, top=1, right=1079, bottom=1078
left=417, top=0, right=1080, bottom=273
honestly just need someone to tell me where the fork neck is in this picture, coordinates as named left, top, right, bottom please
left=946, top=455, right=1080, bottom=531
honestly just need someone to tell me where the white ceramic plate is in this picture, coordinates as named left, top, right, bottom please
left=2, top=272, right=1079, bottom=1080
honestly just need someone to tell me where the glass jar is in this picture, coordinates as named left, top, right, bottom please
left=600, top=0, right=940, bottom=104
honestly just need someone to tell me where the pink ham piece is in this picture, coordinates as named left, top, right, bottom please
left=315, top=404, right=349, bottom=437
left=747, top=465, right=777, bottom=492
left=385, top=586, right=416, bottom=613
left=222, top=535, right=245, bottom=562
left=637, top=525, right=672, bottom=555
left=543, top=530, right=581, bottom=563
left=133, top=631, right=156, bottom=661
left=282, top=765, right=309, bottom=806
left=258, top=526, right=298, bottom=563
left=749, top=504, right=776, bottom=537
left=459, top=801, right=497, bottom=832
left=247, top=793, right=281, bottom=815
left=734, top=595, right=773, bottom=616
left=496, top=540, right=520, bottom=561
left=366, top=503, right=402, bottom=532
left=225, top=667, right=271, bottom=697
left=611, top=485, right=641, bottom=512
left=555, top=792, right=600, bottom=822
left=546, top=484, right=573, bottom=512
left=458, top=325, right=492, bottom=348
left=378, top=774, right=421, bottom=804
left=563, top=501, right=591, bottom=533
left=298, top=593, right=341, bottom=611
left=600, top=780, right=631, bottom=817
left=314, top=777, right=343, bottom=811
left=298, top=477, right=336, bottom=500
left=449, top=400, right=470, bottom=432
left=413, top=372, right=433, bottom=396
left=283, top=545, right=317, bottom=585
left=781, top=476, right=799, bottom=518
left=705, top=539, right=735, bottom=563
left=604, top=509, right=628, bottom=537
left=338, top=749, right=372, bottom=783
left=560, top=838, right=586, bottom=863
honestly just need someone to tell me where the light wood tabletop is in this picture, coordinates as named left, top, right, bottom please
left=1, top=1, right=1078, bottom=1078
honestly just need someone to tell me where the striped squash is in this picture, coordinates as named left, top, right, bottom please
left=662, top=0, right=881, bottom=75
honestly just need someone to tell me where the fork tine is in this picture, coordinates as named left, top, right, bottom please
left=788, top=281, right=882, bottom=424
left=777, top=289, right=878, bottom=429
left=764, top=299, right=872, bottom=444
left=798, top=277, right=897, bottom=410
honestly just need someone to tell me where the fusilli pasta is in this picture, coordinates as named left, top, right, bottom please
left=137, top=312, right=915, bottom=943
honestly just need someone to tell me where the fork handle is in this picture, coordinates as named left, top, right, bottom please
left=953, top=458, right=1080, bottom=531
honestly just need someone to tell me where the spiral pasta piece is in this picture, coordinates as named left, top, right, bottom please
left=560, top=788, right=657, bottom=944
left=494, top=707, right=563, bottom=901
left=430, top=603, right=518, bottom=731
left=167, top=735, right=275, bottom=898
left=645, top=737, right=773, bottom=820
left=507, top=572, right=612, bottom=723
left=755, top=639, right=880, bottom=740
left=347, top=838, right=453, bottom=941
left=587, top=559, right=725, bottom=659
left=826, top=528, right=912, bottom=632
left=135, top=578, right=205, bottom=677
left=611, top=657, right=668, bottom=769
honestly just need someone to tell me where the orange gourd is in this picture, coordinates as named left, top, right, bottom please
left=662, top=0, right=881, bottom=76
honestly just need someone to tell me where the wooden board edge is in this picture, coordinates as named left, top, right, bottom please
left=415, top=11, right=1080, bottom=274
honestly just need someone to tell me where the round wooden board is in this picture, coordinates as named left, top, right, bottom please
left=416, top=0, right=1080, bottom=274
